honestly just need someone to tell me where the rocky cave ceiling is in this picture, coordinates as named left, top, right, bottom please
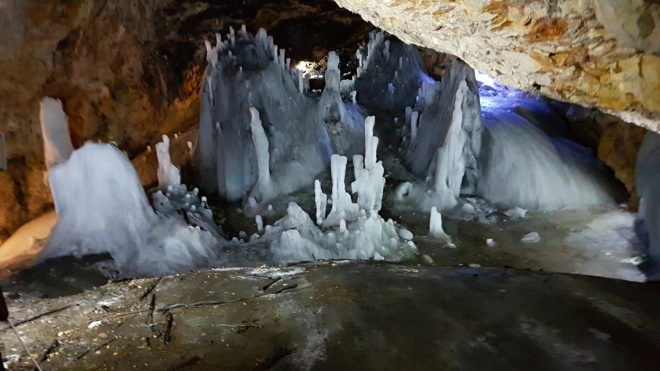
left=335, top=0, right=660, bottom=132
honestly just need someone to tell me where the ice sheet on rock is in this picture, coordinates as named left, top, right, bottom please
left=40, top=97, right=74, bottom=170
left=197, top=28, right=363, bottom=206
left=477, top=110, right=614, bottom=210
left=39, top=142, right=220, bottom=277
left=353, top=32, right=429, bottom=111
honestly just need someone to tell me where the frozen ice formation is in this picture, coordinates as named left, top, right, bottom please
left=265, top=114, right=416, bottom=263
left=477, top=109, right=614, bottom=210
left=269, top=202, right=415, bottom=264
left=429, top=206, right=446, bottom=238
left=39, top=142, right=220, bottom=277
left=37, top=109, right=223, bottom=277
left=322, top=154, right=360, bottom=227
left=197, top=27, right=364, bottom=206
left=352, top=31, right=429, bottom=111
left=406, top=59, right=482, bottom=189
left=40, top=97, right=74, bottom=170
left=395, top=60, right=483, bottom=212
left=521, top=232, right=541, bottom=243
left=155, top=134, right=181, bottom=190
left=350, top=116, right=386, bottom=213
left=398, top=59, right=616, bottom=212
left=635, top=131, right=660, bottom=261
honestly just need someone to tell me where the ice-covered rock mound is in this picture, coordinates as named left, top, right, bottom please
left=351, top=31, right=430, bottom=111
left=38, top=141, right=221, bottom=278
left=397, top=59, right=617, bottom=212
left=197, top=27, right=364, bottom=206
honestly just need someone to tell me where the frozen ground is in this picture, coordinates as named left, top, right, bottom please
left=2, top=263, right=660, bottom=371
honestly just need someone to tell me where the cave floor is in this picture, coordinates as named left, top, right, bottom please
left=2, top=262, right=660, bottom=371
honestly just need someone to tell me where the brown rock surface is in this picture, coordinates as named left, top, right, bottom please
left=333, top=0, right=660, bottom=131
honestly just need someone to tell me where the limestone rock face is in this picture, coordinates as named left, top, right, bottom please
left=334, top=0, right=660, bottom=132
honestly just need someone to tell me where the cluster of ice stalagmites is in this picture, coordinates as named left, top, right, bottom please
left=197, top=27, right=364, bottom=207
left=268, top=116, right=416, bottom=264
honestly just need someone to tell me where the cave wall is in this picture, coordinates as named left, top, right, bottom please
left=333, top=0, right=660, bottom=132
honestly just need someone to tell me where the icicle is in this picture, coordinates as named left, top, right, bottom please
left=429, top=206, right=445, bottom=238
left=255, top=215, right=264, bottom=232
left=383, top=40, right=390, bottom=60
left=351, top=91, right=357, bottom=104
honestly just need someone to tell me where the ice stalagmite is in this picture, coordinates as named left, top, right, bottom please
left=351, top=116, right=385, bottom=212
left=40, top=98, right=74, bottom=170
left=197, top=27, right=363, bottom=207
left=406, top=59, right=482, bottom=186
left=323, top=155, right=360, bottom=227
left=397, top=60, right=482, bottom=211
left=156, top=135, right=181, bottom=189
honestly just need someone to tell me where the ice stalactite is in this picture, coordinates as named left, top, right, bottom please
left=39, top=97, right=74, bottom=171
left=197, top=27, right=364, bottom=208
left=351, top=32, right=429, bottom=112
left=397, top=59, right=483, bottom=212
